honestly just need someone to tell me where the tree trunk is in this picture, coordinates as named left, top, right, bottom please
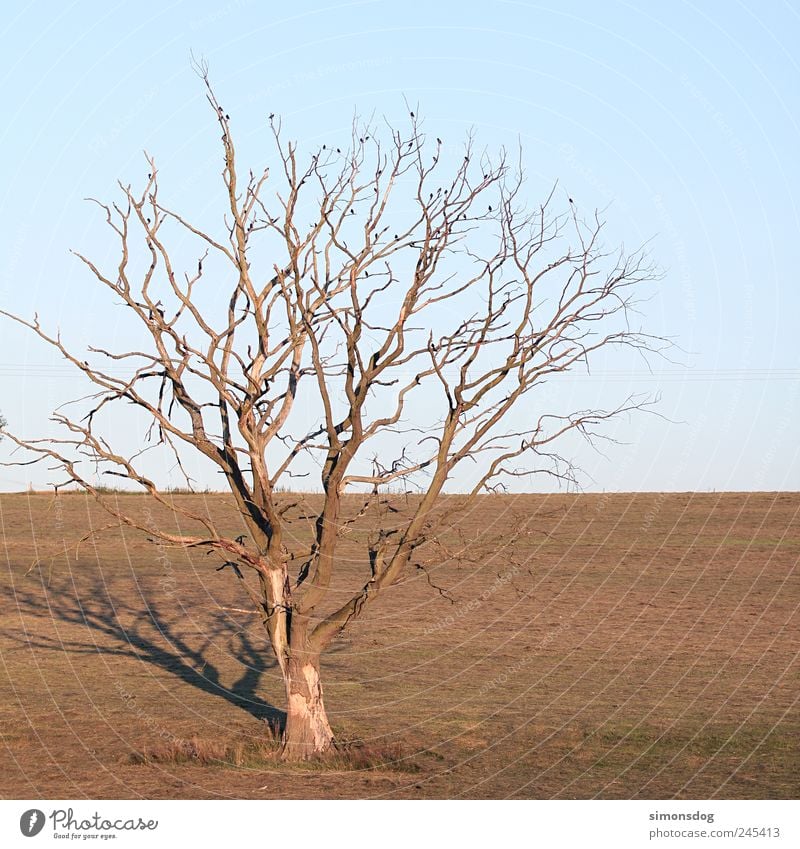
left=281, top=651, right=334, bottom=760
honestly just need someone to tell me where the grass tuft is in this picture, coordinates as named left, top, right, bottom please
left=124, top=731, right=419, bottom=772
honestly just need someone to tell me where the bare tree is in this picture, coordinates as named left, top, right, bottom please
left=1, top=71, right=664, bottom=759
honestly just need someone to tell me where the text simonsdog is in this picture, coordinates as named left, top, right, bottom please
left=649, top=811, right=715, bottom=825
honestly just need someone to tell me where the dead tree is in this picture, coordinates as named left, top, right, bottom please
left=1, top=72, right=664, bottom=759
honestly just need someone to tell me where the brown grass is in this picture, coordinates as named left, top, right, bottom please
left=123, top=726, right=416, bottom=773
left=0, top=491, right=797, bottom=799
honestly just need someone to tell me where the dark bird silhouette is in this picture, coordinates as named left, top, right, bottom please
left=322, top=144, right=326, bottom=149
left=410, top=111, right=415, bottom=117
left=336, top=148, right=341, bottom=153
left=216, top=561, right=243, bottom=579
left=488, top=205, right=492, bottom=211
left=569, top=197, right=574, bottom=203
left=147, top=302, right=165, bottom=322
left=268, top=113, right=274, bottom=119
left=225, top=114, right=230, bottom=120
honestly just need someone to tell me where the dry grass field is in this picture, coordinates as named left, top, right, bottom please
left=0, top=491, right=797, bottom=799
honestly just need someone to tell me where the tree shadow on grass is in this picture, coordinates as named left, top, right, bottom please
left=4, top=572, right=289, bottom=725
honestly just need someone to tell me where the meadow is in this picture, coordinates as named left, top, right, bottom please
left=0, top=491, right=796, bottom=799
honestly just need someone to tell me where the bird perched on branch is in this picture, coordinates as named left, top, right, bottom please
left=216, top=561, right=244, bottom=579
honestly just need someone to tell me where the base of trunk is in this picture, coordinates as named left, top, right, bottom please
left=281, top=660, right=334, bottom=761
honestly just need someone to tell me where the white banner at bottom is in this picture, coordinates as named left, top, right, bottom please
left=1, top=799, right=797, bottom=848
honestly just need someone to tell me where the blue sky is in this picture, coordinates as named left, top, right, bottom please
left=0, top=0, right=798, bottom=492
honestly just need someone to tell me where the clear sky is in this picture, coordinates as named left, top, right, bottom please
left=0, top=0, right=798, bottom=492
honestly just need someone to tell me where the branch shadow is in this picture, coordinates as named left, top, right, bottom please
left=4, top=572, right=287, bottom=724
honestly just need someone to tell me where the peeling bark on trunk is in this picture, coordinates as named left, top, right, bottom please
left=263, top=566, right=290, bottom=677
left=259, top=566, right=334, bottom=760
left=281, top=653, right=334, bottom=760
